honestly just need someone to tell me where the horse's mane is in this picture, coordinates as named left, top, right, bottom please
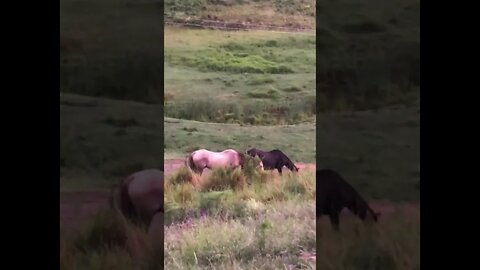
left=247, top=147, right=266, bottom=158
left=271, top=149, right=298, bottom=170
left=240, top=152, right=247, bottom=164
left=229, top=149, right=246, bottom=165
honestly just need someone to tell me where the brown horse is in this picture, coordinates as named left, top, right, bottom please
left=246, top=148, right=299, bottom=175
left=185, top=149, right=245, bottom=175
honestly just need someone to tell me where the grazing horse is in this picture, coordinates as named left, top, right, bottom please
left=316, top=169, right=381, bottom=231
left=185, top=149, right=245, bottom=175
left=246, top=148, right=299, bottom=175
left=110, top=168, right=164, bottom=230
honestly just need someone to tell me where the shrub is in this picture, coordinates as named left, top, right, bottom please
left=201, top=167, right=247, bottom=191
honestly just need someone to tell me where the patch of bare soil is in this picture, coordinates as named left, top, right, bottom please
left=164, top=17, right=315, bottom=33
left=163, top=159, right=185, bottom=176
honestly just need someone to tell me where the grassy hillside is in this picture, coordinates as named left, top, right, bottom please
left=164, top=27, right=316, bottom=125
left=165, top=0, right=419, bottom=115
left=61, top=0, right=419, bottom=118
left=316, top=104, right=420, bottom=201
left=315, top=0, right=420, bottom=112
left=60, top=0, right=163, bottom=103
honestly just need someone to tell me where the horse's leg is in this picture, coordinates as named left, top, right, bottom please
left=277, top=165, right=283, bottom=175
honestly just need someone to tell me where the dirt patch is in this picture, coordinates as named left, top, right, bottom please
left=60, top=191, right=111, bottom=231
left=295, top=162, right=316, bottom=172
left=164, top=159, right=185, bottom=176
left=164, top=17, right=315, bottom=33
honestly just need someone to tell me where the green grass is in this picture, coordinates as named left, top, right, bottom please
left=61, top=0, right=419, bottom=269
left=164, top=0, right=420, bottom=123
left=164, top=165, right=315, bottom=222
left=61, top=0, right=419, bottom=120
left=60, top=0, right=163, bottom=103
left=164, top=117, right=315, bottom=163
left=164, top=201, right=316, bottom=269
left=61, top=208, right=419, bottom=270
left=316, top=104, right=420, bottom=201
left=316, top=207, right=420, bottom=270
left=61, top=169, right=419, bottom=270
left=59, top=93, right=163, bottom=191
left=164, top=27, right=316, bottom=125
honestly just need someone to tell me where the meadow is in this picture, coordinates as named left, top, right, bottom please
left=60, top=0, right=419, bottom=269
left=164, top=27, right=316, bottom=125
left=61, top=164, right=418, bottom=270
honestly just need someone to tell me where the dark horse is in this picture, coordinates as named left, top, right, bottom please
left=246, top=148, right=299, bottom=175
left=316, top=169, right=380, bottom=231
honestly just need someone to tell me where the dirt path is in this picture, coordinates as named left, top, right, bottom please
left=60, top=160, right=418, bottom=230
left=164, top=159, right=185, bottom=176
left=164, top=17, right=315, bottom=34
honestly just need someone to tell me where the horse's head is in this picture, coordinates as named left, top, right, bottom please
left=246, top=148, right=256, bottom=157
left=286, top=163, right=299, bottom=172
left=357, top=204, right=381, bottom=223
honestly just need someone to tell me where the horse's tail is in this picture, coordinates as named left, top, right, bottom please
left=118, top=175, right=137, bottom=223
left=185, top=153, right=195, bottom=172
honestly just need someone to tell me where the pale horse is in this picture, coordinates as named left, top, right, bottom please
left=185, top=148, right=246, bottom=175
left=110, top=168, right=164, bottom=241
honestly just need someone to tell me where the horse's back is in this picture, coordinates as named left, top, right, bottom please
left=220, top=149, right=241, bottom=158
left=269, top=149, right=285, bottom=155
left=270, top=149, right=293, bottom=161
left=192, top=149, right=211, bottom=157
left=210, top=149, right=240, bottom=163
left=317, top=169, right=363, bottom=209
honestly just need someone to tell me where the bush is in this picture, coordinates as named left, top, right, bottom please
left=164, top=97, right=316, bottom=125
left=193, top=52, right=294, bottom=74
left=167, top=166, right=201, bottom=188
left=201, top=167, right=247, bottom=191
left=247, top=88, right=281, bottom=99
